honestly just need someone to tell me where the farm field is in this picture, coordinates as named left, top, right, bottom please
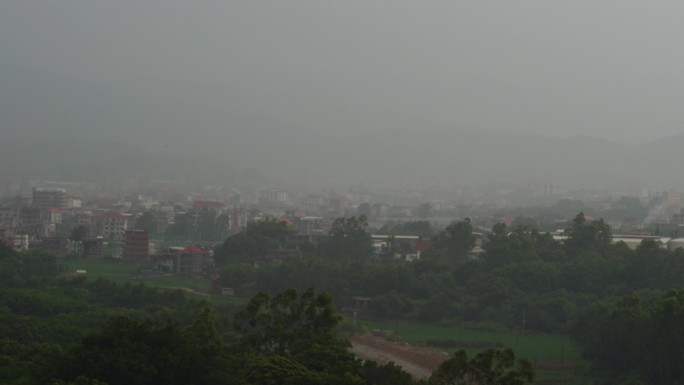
left=362, top=320, right=581, bottom=361
left=360, top=319, right=585, bottom=384
left=60, top=259, right=143, bottom=284
left=60, top=259, right=211, bottom=289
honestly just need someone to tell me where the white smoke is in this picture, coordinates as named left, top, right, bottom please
left=644, top=202, right=668, bottom=224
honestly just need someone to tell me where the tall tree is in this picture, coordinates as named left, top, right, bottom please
left=563, top=212, right=611, bottom=257
left=246, top=219, right=291, bottom=245
left=233, top=288, right=341, bottom=355
left=134, top=212, right=157, bottom=238
left=484, top=224, right=538, bottom=266
left=320, top=216, right=373, bottom=259
left=51, top=315, right=232, bottom=385
left=233, top=288, right=364, bottom=384
left=430, top=349, right=533, bottom=385
left=214, top=219, right=291, bottom=265
left=434, top=219, right=475, bottom=263
left=572, top=291, right=684, bottom=384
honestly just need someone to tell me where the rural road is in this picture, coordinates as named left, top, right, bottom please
left=350, top=333, right=449, bottom=380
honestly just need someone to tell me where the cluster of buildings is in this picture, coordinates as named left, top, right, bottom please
left=0, top=184, right=440, bottom=274
left=8, top=181, right=684, bottom=277
left=0, top=188, right=238, bottom=264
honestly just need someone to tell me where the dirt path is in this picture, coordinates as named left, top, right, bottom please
left=158, top=286, right=211, bottom=296
left=350, top=333, right=449, bottom=380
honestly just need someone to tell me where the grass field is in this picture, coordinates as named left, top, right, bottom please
left=60, top=259, right=211, bottom=289
left=359, top=319, right=585, bottom=384
left=61, top=259, right=143, bottom=284
left=361, top=320, right=581, bottom=362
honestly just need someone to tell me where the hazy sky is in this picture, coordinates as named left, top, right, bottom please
left=2, top=1, right=684, bottom=151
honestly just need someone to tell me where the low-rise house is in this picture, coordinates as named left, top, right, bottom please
left=371, top=235, right=427, bottom=261
left=153, top=245, right=212, bottom=275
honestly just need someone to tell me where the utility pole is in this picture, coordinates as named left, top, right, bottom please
left=353, top=311, right=358, bottom=330
left=522, top=311, right=526, bottom=334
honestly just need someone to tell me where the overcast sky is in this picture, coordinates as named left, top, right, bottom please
left=2, top=1, right=684, bottom=152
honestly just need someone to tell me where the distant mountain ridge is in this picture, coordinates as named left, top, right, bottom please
left=1, top=131, right=683, bottom=190
left=0, top=141, right=253, bottom=188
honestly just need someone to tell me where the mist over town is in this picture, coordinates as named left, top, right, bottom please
left=3, top=2, right=684, bottom=385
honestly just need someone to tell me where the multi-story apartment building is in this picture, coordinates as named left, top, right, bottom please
left=0, top=205, right=18, bottom=236
left=18, top=206, right=44, bottom=236
left=261, top=189, right=289, bottom=205
left=303, top=194, right=325, bottom=214
left=32, top=188, right=68, bottom=210
left=102, top=212, right=129, bottom=240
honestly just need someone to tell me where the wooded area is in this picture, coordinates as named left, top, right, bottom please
left=3, top=213, right=684, bottom=384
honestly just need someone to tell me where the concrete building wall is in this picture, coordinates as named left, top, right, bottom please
left=123, top=230, right=149, bottom=261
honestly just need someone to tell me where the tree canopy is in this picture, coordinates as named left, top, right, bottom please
left=319, top=215, right=373, bottom=260
left=430, top=349, right=533, bottom=385
left=563, top=212, right=612, bottom=257
left=433, top=219, right=475, bottom=263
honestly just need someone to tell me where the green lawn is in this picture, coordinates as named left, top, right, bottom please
left=359, top=319, right=586, bottom=384
left=361, top=320, right=581, bottom=363
left=59, top=259, right=254, bottom=310
left=138, top=276, right=210, bottom=289
left=61, top=259, right=144, bottom=284
left=60, top=259, right=211, bottom=289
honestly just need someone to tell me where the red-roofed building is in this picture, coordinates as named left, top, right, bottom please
left=193, top=201, right=225, bottom=209
left=499, top=216, right=514, bottom=225
left=279, top=216, right=294, bottom=226
left=178, top=245, right=206, bottom=255
left=172, top=244, right=210, bottom=274
left=151, top=244, right=213, bottom=275
left=415, top=240, right=432, bottom=254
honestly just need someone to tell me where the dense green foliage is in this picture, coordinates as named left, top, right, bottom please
left=0, top=245, right=423, bottom=384
left=319, top=215, right=374, bottom=260
left=430, top=349, right=533, bottom=385
left=7, top=207, right=684, bottom=384
left=573, top=289, right=684, bottom=384
left=496, top=197, right=649, bottom=230
left=210, top=213, right=684, bottom=383
left=215, top=219, right=292, bottom=264
left=432, top=218, right=476, bottom=263
left=216, top=213, right=684, bottom=336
